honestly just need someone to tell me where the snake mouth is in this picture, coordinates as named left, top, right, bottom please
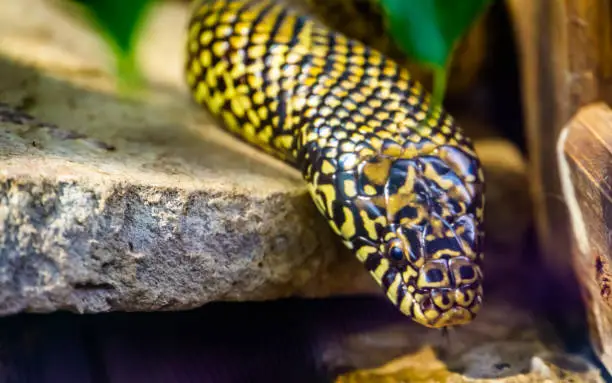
left=432, top=307, right=475, bottom=328
left=411, top=303, right=479, bottom=329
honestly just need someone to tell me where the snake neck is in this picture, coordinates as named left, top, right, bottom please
left=301, top=0, right=406, bottom=63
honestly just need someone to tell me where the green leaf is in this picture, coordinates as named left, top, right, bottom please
left=64, top=0, right=158, bottom=92
left=379, top=0, right=494, bottom=106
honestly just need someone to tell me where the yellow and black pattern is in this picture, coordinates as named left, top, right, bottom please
left=300, top=0, right=406, bottom=63
left=185, top=0, right=485, bottom=328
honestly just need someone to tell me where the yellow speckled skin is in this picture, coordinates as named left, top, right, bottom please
left=300, top=0, right=405, bottom=63
left=185, top=0, right=485, bottom=328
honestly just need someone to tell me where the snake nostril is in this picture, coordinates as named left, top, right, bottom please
left=425, top=268, right=444, bottom=283
left=459, top=265, right=475, bottom=280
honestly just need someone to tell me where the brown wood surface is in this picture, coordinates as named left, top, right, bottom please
left=560, top=102, right=612, bottom=375
left=506, top=0, right=612, bottom=279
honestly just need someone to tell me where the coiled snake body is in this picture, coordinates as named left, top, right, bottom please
left=185, top=0, right=485, bottom=328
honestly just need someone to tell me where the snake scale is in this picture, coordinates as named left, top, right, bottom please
left=185, top=0, right=485, bottom=329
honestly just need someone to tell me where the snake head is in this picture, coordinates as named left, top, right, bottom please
left=350, top=143, right=485, bottom=329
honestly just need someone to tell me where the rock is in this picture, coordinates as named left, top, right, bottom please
left=334, top=344, right=604, bottom=382
left=0, top=0, right=531, bottom=315
left=474, top=138, right=532, bottom=252
left=0, top=101, right=379, bottom=315
left=326, top=282, right=601, bottom=381
left=318, top=262, right=600, bottom=382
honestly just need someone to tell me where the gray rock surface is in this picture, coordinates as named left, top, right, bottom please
left=0, top=0, right=531, bottom=315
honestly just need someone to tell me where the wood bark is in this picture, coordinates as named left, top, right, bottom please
left=560, top=103, right=612, bottom=374
left=506, top=0, right=612, bottom=279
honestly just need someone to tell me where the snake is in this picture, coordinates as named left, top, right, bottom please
left=184, top=0, right=485, bottom=329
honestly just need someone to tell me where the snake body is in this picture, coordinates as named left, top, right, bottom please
left=185, top=0, right=485, bottom=328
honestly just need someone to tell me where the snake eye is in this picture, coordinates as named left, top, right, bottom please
left=389, top=246, right=404, bottom=261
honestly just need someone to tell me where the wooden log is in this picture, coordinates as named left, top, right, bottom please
left=559, top=102, right=612, bottom=374
left=506, top=0, right=612, bottom=279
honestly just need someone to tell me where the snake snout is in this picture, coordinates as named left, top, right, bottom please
left=413, top=286, right=483, bottom=328
left=412, top=257, right=483, bottom=328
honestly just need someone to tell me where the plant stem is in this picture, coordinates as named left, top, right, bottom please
left=115, top=49, right=144, bottom=95
left=431, top=64, right=448, bottom=109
